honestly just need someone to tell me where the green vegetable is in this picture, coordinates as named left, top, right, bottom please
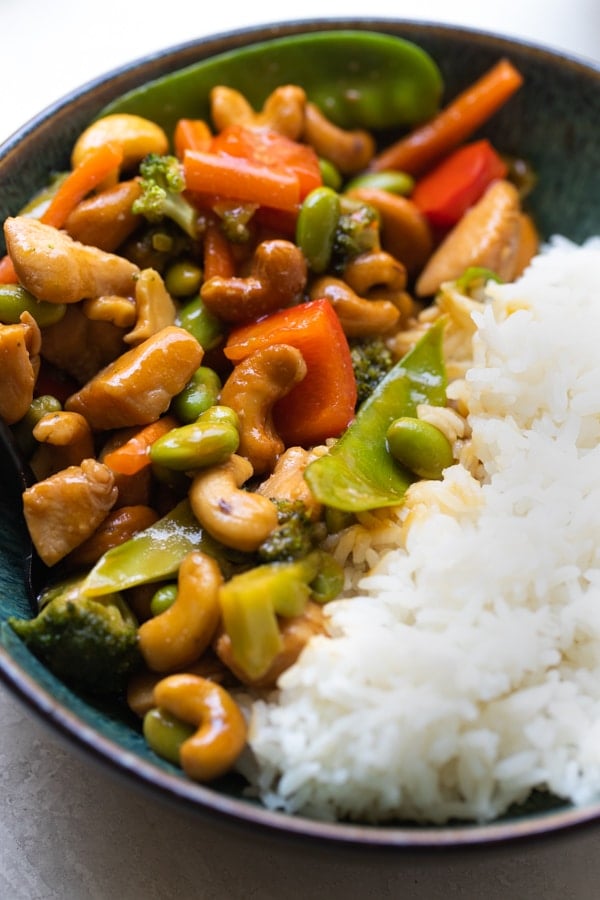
left=331, top=196, right=380, bottom=272
left=296, top=186, right=341, bottom=273
left=304, top=319, right=447, bottom=511
left=171, top=366, right=222, bottom=423
left=12, top=395, right=62, bottom=456
left=0, top=284, right=66, bottom=327
left=176, top=294, right=224, bottom=351
left=164, top=259, right=203, bottom=297
left=100, top=31, right=442, bottom=135
left=257, top=499, right=325, bottom=563
left=9, top=578, right=140, bottom=696
left=150, top=583, right=178, bottom=616
left=132, top=153, right=199, bottom=239
left=350, top=336, right=394, bottom=408
left=318, top=158, right=342, bottom=191
left=219, top=550, right=340, bottom=680
left=82, top=499, right=211, bottom=596
left=454, top=266, right=504, bottom=295
left=150, top=408, right=239, bottom=471
left=143, top=707, right=195, bottom=765
left=344, top=170, right=415, bottom=195
left=386, top=416, right=454, bottom=480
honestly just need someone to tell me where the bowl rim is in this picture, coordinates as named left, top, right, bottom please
left=1, top=15, right=600, bottom=850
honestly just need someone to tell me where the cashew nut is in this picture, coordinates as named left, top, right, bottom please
left=210, top=85, right=307, bottom=139
left=302, top=102, right=375, bottom=175
left=151, top=672, right=247, bottom=781
left=415, top=180, right=522, bottom=298
left=138, top=551, right=223, bottom=673
left=4, top=216, right=140, bottom=305
left=71, top=114, right=169, bottom=172
left=215, top=600, right=325, bottom=689
left=127, top=653, right=229, bottom=718
left=0, top=311, right=41, bottom=424
left=189, top=454, right=278, bottom=552
left=343, top=249, right=416, bottom=323
left=219, top=344, right=307, bottom=475
left=309, top=275, right=400, bottom=338
left=30, top=410, right=95, bottom=480
left=124, top=268, right=177, bottom=346
left=65, top=325, right=203, bottom=430
left=200, top=239, right=307, bottom=323
left=345, top=187, right=433, bottom=275
left=64, top=178, right=143, bottom=252
left=82, top=295, right=137, bottom=329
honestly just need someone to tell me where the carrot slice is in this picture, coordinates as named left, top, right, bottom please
left=174, top=118, right=212, bottom=157
left=41, top=142, right=124, bottom=229
left=203, top=217, right=236, bottom=280
left=103, top=416, right=178, bottom=476
left=370, top=59, right=524, bottom=176
left=184, top=150, right=301, bottom=212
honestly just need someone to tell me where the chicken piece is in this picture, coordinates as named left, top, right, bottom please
left=4, top=216, right=140, bottom=304
left=41, top=304, right=126, bottom=386
left=255, top=445, right=326, bottom=519
left=415, top=180, right=521, bottom=297
left=64, top=178, right=143, bottom=252
left=30, top=410, right=95, bottom=481
left=23, top=459, right=118, bottom=566
left=0, top=312, right=41, bottom=424
left=65, top=325, right=203, bottom=430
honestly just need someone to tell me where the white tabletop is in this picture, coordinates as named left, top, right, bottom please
left=1, top=3, right=599, bottom=897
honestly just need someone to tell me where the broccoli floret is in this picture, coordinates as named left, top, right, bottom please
left=132, top=153, right=199, bottom=240
left=9, top=578, right=140, bottom=696
left=350, top=337, right=394, bottom=408
left=257, top=499, right=325, bottom=563
left=331, top=200, right=380, bottom=272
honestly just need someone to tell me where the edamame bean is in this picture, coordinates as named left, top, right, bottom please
left=164, top=260, right=203, bottom=298
left=0, top=284, right=66, bottom=327
left=344, top=170, right=415, bottom=196
left=177, top=294, right=224, bottom=350
left=386, top=416, right=454, bottom=480
left=150, top=418, right=239, bottom=471
left=296, top=186, right=341, bottom=273
left=143, top=707, right=195, bottom=765
left=172, top=366, right=222, bottom=423
left=150, top=583, right=178, bottom=617
left=197, top=405, right=240, bottom=430
left=318, top=158, right=342, bottom=191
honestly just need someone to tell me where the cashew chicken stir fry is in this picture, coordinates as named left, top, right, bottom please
left=2, top=65, right=538, bottom=784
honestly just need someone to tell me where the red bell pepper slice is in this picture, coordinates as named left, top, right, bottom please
left=224, top=298, right=357, bottom=447
left=411, top=139, right=508, bottom=228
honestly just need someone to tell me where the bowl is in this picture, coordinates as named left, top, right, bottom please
left=1, top=17, right=599, bottom=850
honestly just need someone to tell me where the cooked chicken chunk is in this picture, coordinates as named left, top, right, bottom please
left=23, top=459, right=117, bottom=566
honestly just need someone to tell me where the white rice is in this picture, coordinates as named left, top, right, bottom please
left=242, top=236, right=600, bottom=824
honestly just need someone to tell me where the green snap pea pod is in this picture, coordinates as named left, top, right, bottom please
left=150, top=415, right=239, bottom=471
left=386, top=417, right=454, bottom=480
left=143, top=708, right=195, bottom=765
left=296, top=186, right=341, bottom=273
left=150, top=583, right=178, bottom=616
left=99, top=31, right=442, bottom=135
left=304, top=319, right=447, bottom=512
left=344, top=170, right=415, bottom=196
left=171, top=366, right=222, bottom=423
left=0, top=284, right=66, bottom=327
left=177, top=294, right=224, bottom=351
left=82, top=499, right=234, bottom=596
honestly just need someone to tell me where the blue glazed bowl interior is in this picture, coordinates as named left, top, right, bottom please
left=1, top=18, right=599, bottom=848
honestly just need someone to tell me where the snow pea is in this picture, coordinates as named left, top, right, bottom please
left=82, top=499, right=241, bottom=596
left=304, top=319, right=447, bottom=512
left=99, top=31, right=443, bottom=138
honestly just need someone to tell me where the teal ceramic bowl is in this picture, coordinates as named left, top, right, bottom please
left=1, top=18, right=599, bottom=849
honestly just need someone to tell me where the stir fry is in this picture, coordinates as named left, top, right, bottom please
left=1, top=34, right=538, bottom=785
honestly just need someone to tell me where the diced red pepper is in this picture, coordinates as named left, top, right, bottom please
left=411, top=139, right=508, bottom=228
left=225, top=298, right=356, bottom=447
